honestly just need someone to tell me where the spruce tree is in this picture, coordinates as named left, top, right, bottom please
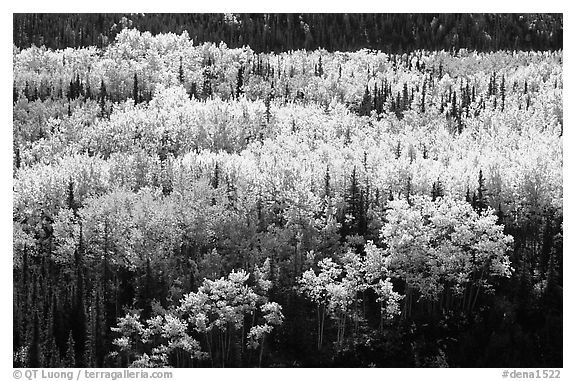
left=189, top=82, right=198, bottom=100
left=178, top=56, right=185, bottom=84
left=14, top=143, right=22, bottom=171
left=420, top=80, right=426, bottom=113
left=402, top=83, right=409, bottom=110
left=24, top=81, right=30, bottom=101
left=476, top=169, right=488, bottom=213
left=236, top=66, right=244, bottom=99
left=64, top=332, right=76, bottom=367
left=13, top=82, right=19, bottom=104
left=98, top=79, right=107, bottom=118
left=359, top=86, right=372, bottom=116
left=133, top=73, right=139, bottom=104
left=344, top=167, right=360, bottom=238
left=324, top=165, right=331, bottom=198
left=500, top=75, right=505, bottom=112
left=264, top=95, right=271, bottom=123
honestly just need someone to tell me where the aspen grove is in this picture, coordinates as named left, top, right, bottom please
left=13, top=25, right=562, bottom=367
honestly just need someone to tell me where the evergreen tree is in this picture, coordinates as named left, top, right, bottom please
left=359, top=86, right=372, bottom=116
left=211, top=162, right=220, bottom=189
left=451, top=92, right=458, bottom=118
left=236, top=66, right=244, bottom=99
left=431, top=179, right=444, bottom=201
left=324, top=165, right=331, bottom=198
left=14, top=145, right=21, bottom=171
left=343, top=167, right=361, bottom=238
left=500, top=75, right=506, bottom=112
left=24, top=81, right=31, bottom=101
left=420, top=80, right=426, bottom=113
left=476, top=169, right=488, bottom=213
left=178, top=56, right=185, bottom=84
left=394, top=141, right=402, bottom=159
left=264, top=95, right=272, bottom=123
left=98, top=79, right=107, bottom=118
left=133, top=73, right=139, bottom=104
left=67, top=179, right=77, bottom=216
left=13, top=82, right=19, bottom=104
left=497, top=203, right=505, bottom=225
left=64, top=332, right=76, bottom=367
left=402, top=82, right=409, bottom=110
left=202, top=68, right=213, bottom=99
left=189, top=82, right=198, bottom=99
left=405, top=176, right=413, bottom=205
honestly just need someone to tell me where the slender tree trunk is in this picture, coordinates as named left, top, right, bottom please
left=317, top=305, right=321, bottom=350
left=258, top=335, right=265, bottom=367
left=227, top=326, right=232, bottom=365
left=205, top=330, right=214, bottom=367
left=320, top=306, right=326, bottom=350
left=379, top=299, right=384, bottom=332
left=470, top=267, right=486, bottom=312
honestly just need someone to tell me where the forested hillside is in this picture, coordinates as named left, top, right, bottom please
left=14, top=13, right=563, bottom=52
left=13, top=26, right=562, bottom=368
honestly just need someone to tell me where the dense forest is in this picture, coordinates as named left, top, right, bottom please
left=14, top=13, right=563, bottom=52
left=13, top=16, right=562, bottom=368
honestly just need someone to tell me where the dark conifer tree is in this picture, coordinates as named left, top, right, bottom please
left=189, top=82, right=198, bottom=99
left=202, top=68, right=213, bottom=99
left=67, top=179, right=77, bottom=215
left=342, top=166, right=361, bottom=238
left=76, top=73, right=83, bottom=97
left=500, top=74, right=506, bottom=112
left=402, top=82, right=409, bottom=110
left=264, top=95, right=272, bottom=123
left=211, top=162, right=220, bottom=189
left=98, top=79, right=107, bottom=118
left=359, top=86, right=372, bottom=116
left=14, top=145, right=21, bottom=171
left=24, top=81, right=31, bottom=101
left=324, top=165, right=331, bottom=198
left=133, top=73, right=139, bottom=104
left=440, top=94, right=445, bottom=114
left=236, top=66, right=244, bottom=99
left=178, top=56, right=185, bottom=84
left=431, top=179, right=444, bottom=201
left=405, top=176, right=413, bottom=205
left=420, top=80, right=426, bottom=113
left=13, top=82, right=19, bottom=104
left=395, top=92, right=402, bottom=118
left=64, top=332, right=76, bottom=367
left=476, top=169, right=488, bottom=214
left=471, top=192, right=478, bottom=211
left=497, top=203, right=505, bottom=225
